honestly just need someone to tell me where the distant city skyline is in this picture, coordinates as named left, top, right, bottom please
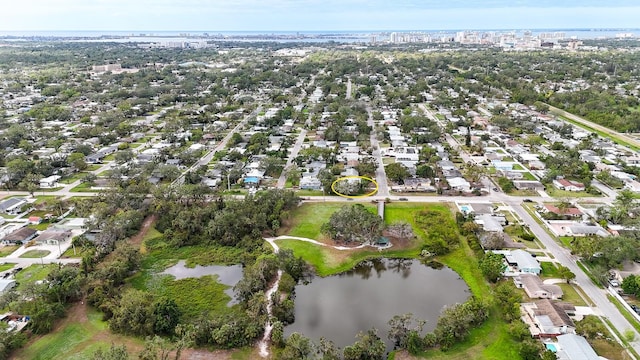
left=2, top=0, right=640, bottom=32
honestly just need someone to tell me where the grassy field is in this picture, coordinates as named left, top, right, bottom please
left=0, top=245, right=19, bottom=257
left=0, top=263, right=14, bottom=272
left=19, top=250, right=51, bottom=258
left=12, top=306, right=145, bottom=360
left=545, top=186, right=600, bottom=198
left=558, top=283, right=587, bottom=306
left=150, top=275, right=239, bottom=319
left=70, top=182, right=95, bottom=193
left=277, top=239, right=420, bottom=277
left=59, top=172, right=87, bottom=184
left=280, top=202, right=374, bottom=240
left=15, top=264, right=58, bottom=291
left=540, top=261, right=560, bottom=278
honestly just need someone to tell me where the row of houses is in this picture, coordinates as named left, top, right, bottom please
left=1, top=227, right=72, bottom=246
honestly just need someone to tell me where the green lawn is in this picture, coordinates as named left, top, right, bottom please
left=294, top=189, right=325, bottom=197
left=28, top=223, right=51, bottom=231
left=540, top=261, right=560, bottom=278
left=61, top=246, right=91, bottom=259
left=0, top=263, right=14, bottom=272
left=59, top=172, right=87, bottom=184
left=70, top=182, right=96, bottom=193
left=282, top=202, right=375, bottom=240
left=13, top=307, right=144, bottom=360
left=512, top=164, right=525, bottom=170
left=559, top=236, right=573, bottom=248
left=0, top=245, right=19, bottom=257
left=15, top=264, right=58, bottom=291
left=545, top=187, right=600, bottom=198
left=19, top=250, right=51, bottom=258
left=558, top=283, right=587, bottom=306
left=276, top=239, right=420, bottom=277
left=521, top=172, right=537, bottom=181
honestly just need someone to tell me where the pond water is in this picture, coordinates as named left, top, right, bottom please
left=161, top=260, right=243, bottom=303
left=284, top=258, right=469, bottom=351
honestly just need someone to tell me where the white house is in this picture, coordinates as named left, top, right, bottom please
left=39, top=175, right=61, bottom=189
left=553, top=179, right=585, bottom=192
left=447, top=177, right=471, bottom=192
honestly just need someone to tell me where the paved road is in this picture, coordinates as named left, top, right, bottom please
left=173, top=106, right=261, bottom=186
left=366, top=107, right=390, bottom=197
left=277, top=129, right=307, bottom=188
left=509, top=200, right=640, bottom=355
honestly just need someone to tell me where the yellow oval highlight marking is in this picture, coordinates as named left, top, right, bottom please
left=331, top=175, right=379, bottom=199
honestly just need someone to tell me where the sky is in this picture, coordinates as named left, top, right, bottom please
left=1, top=0, right=640, bottom=32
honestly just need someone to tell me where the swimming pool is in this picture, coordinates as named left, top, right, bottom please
left=459, top=204, right=472, bottom=213
left=545, top=343, right=558, bottom=352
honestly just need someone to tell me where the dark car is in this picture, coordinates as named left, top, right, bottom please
left=398, top=198, right=409, bottom=201
left=523, top=199, right=533, bottom=203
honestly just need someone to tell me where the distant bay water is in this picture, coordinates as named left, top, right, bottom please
left=0, top=29, right=639, bottom=43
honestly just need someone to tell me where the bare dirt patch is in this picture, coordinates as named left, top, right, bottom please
left=129, top=214, right=158, bottom=248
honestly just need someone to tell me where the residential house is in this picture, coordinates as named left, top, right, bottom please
left=543, top=204, right=583, bottom=218
left=566, top=224, right=609, bottom=237
left=492, top=160, right=515, bottom=171
left=85, top=153, right=105, bottom=164
left=1, top=227, right=37, bottom=245
left=33, top=229, right=72, bottom=245
left=552, top=179, right=585, bottom=192
left=475, top=213, right=507, bottom=232
left=0, top=280, right=16, bottom=294
left=505, top=249, right=541, bottom=274
left=515, top=274, right=563, bottom=299
left=625, top=156, right=640, bottom=166
left=299, top=177, right=322, bottom=190
left=554, top=333, right=599, bottom=360
left=521, top=300, right=576, bottom=338
left=624, top=180, right=640, bottom=193
left=513, top=180, right=545, bottom=191
left=437, top=160, right=457, bottom=171
left=447, top=177, right=471, bottom=192
left=39, top=175, right=61, bottom=189
left=0, top=198, right=28, bottom=215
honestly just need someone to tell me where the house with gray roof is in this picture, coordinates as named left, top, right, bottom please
left=555, top=334, right=599, bottom=360
left=515, top=274, right=563, bottom=299
left=0, top=198, right=27, bottom=215
left=505, top=249, right=541, bottom=274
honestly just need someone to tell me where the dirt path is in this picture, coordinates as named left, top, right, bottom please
left=129, top=214, right=158, bottom=248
